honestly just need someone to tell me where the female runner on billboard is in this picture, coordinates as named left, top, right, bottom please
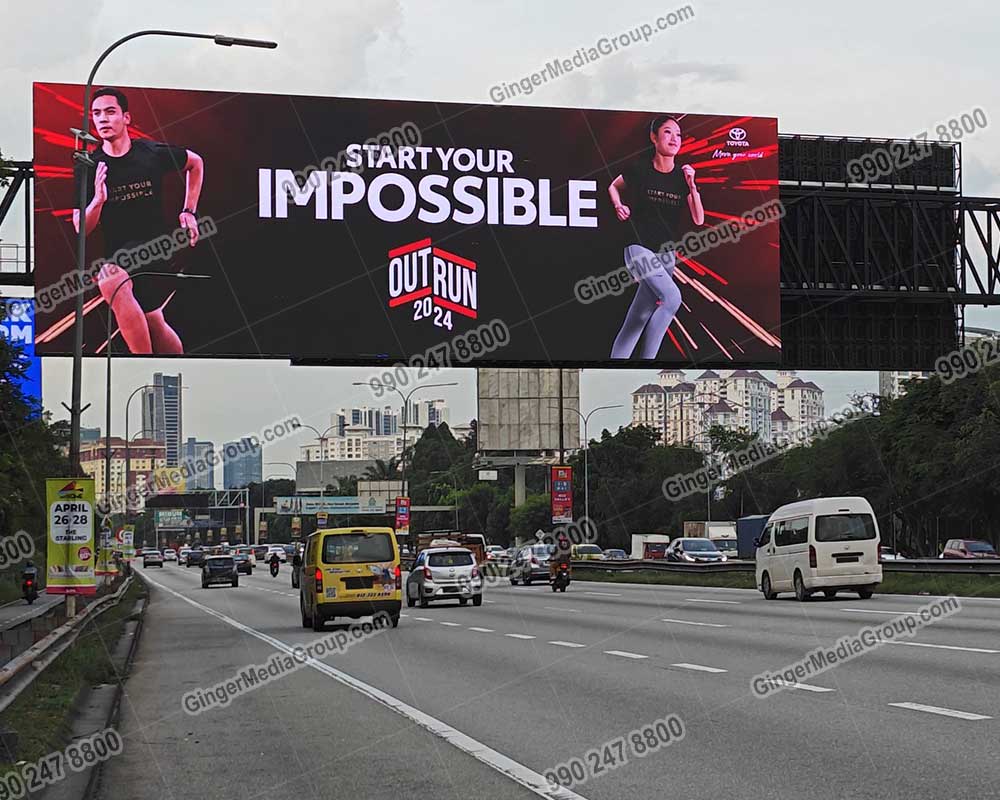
left=609, top=115, right=703, bottom=359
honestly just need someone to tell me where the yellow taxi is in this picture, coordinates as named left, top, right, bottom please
left=572, top=544, right=606, bottom=561
left=299, top=527, right=401, bottom=631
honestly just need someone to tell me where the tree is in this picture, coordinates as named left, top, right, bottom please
left=0, top=147, right=13, bottom=189
left=362, top=458, right=399, bottom=481
left=508, top=494, right=552, bottom=542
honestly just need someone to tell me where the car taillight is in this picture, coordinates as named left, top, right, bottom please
left=394, top=564, right=402, bottom=589
left=471, top=566, right=479, bottom=578
left=314, top=567, right=323, bottom=593
left=423, top=565, right=432, bottom=580
left=809, top=545, right=817, bottom=569
left=877, top=548, right=882, bottom=564
left=25, top=580, right=32, bottom=587
left=531, top=558, right=539, bottom=566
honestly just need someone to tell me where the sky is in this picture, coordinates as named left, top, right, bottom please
left=2, top=0, right=999, bottom=484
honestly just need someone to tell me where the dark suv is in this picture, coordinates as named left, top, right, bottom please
left=941, top=539, right=998, bottom=559
left=186, top=549, right=206, bottom=568
left=202, top=556, right=239, bottom=588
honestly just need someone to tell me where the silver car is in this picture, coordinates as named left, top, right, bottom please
left=508, top=544, right=553, bottom=585
left=406, top=547, right=483, bottom=607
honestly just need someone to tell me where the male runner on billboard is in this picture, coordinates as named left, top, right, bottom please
left=72, top=87, right=203, bottom=354
left=608, top=115, right=704, bottom=359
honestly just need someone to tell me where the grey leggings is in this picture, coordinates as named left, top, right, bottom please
left=610, top=245, right=682, bottom=359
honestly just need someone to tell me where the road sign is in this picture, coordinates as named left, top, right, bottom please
left=478, top=470, right=499, bottom=481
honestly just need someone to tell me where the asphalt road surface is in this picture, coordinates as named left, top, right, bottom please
left=104, top=563, right=1000, bottom=800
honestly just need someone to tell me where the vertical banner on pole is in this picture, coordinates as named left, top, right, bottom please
left=45, top=478, right=96, bottom=595
left=394, top=497, right=411, bottom=535
left=551, top=466, right=573, bottom=525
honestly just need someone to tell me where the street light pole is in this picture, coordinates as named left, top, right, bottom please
left=69, top=29, right=277, bottom=476
left=547, top=403, right=622, bottom=522
left=103, top=273, right=208, bottom=516
left=292, top=424, right=336, bottom=495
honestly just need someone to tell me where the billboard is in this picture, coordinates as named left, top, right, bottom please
left=45, top=478, right=96, bottom=595
left=274, top=495, right=387, bottom=515
left=478, top=369, right=580, bottom=452
left=152, top=467, right=186, bottom=494
left=551, top=466, right=574, bottom=525
left=33, top=83, right=780, bottom=366
left=0, top=298, right=42, bottom=409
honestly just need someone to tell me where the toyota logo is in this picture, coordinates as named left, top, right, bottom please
left=729, top=127, right=747, bottom=141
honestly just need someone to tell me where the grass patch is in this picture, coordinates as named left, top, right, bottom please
left=572, top=567, right=1000, bottom=597
left=0, top=578, right=143, bottom=769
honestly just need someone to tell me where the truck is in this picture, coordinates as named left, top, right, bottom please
left=630, top=533, right=671, bottom=560
left=413, top=532, right=486, bottom=565
left=736, top=515, right=769, bottom=560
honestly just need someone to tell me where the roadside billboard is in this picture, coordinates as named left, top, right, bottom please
left=0, top=298, right=41, bottom=410
left=33, top=82, right=779, bottom=366
left=45, top=478, right=96, bottom=595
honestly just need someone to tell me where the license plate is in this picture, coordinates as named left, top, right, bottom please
left=325, top=587, right=337, bottom=599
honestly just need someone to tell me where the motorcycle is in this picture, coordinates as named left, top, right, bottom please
left=550, top=563, right=571, bottom=592
left=269, top=557, right=280, bottom=578
left=22, top=569, right=38, bottom=604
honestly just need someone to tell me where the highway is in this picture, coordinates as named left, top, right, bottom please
left=106, top=563, right=1000, bottom=800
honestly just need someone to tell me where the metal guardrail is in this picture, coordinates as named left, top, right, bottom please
left=0, top=577, right=134, bottom=714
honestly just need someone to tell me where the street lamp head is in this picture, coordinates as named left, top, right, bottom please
left=213, top=35, right=278, bottom=48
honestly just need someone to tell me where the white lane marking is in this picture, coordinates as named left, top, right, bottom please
left=549, top=641, right=586, bottom=649
left=414, top=617, right=433, bottom=622
left=840, top=608, right=922, bottom=617
left=584, top=592, right=621, bottom=597
left=400, top=614, right=409, bottom=617
left=671, top=663, right=727, bottom=674
left=505, top=634, right=536, bottom=640
left=887, top=641, right=1000, bottom=654
left=468, top=627, right=495, bottom=633
left=889, top=702, right=991, bottom=721
left=661, top=618, right=730, bottom=628
left=484, top=600, right=496, bottom=604
left=544, top=607, right=581, bottom=613
left=685, top=598, right=741, bottom=605
left=439, top=622, right=462, bottom=627
left=140, top=574, right=591, bottom=800
left=771, top=679, right=835, bottom=693
left=604, top=650, right=648, bottom=660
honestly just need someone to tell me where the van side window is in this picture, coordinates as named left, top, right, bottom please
left=787, top=517, right=809, bottom=545
left=774, top=521, right=789, bottom=547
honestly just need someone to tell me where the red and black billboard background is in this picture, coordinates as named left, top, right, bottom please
left=33, top=82, right=779, bottom=366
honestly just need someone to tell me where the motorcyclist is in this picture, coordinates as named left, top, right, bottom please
left=548, top=532, right=572, bottom=582
left=269, top=552, right=280, bottom=576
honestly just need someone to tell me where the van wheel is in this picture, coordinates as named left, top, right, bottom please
left=473, top=594, right=483, bottom=607
left=389, top=612, right=400, bottom=628
left=823, top=589, right=837, bottom=598
left=312, top=609, right=326, bottom=631
left=761, top=573, right=777, bottom=600
left=406, top=589, right=415, bottom=607
left=419, top=589, right=429, bottom=609
left=857, top=587, right=874, bottom=600
left=794, top=572, right=810, bottom=602
left=300, top=596, right=311, bottom=629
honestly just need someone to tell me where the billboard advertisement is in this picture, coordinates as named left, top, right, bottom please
left=550, top=466, right=573, bottom=525
left=0, top=298, right=42, bottom=409
left=45, top=478, right=96, bottom=595
left=33, top=83, right=780, bottom=367
left=395, top=496, right=411, bottom=535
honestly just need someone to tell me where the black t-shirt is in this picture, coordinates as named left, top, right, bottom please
left=76, top=139, right=189, bottom=256
left=620, top=158, right=690, bottom=250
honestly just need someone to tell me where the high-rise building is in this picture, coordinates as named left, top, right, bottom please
left=183, top=438, right=216, bottom=490
left=81, top=427, right=101, bottom=443
left=878, top=370, right=933, bottom=399
left=142, top=373, right=183, bottom=466
left=80, top=437, right=165, bottom=512
left=299, top=402, right=440, bottom=462
left=222, top=438, right=262, bottom=488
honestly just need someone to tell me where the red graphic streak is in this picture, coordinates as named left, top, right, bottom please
left=34, top=166, right=74, bottom=179
left=432, top=247, right=476, bottom=271
left=35, top=295, right=104, bottom=344
left=729, top=338, right=746, bottom=354
left=673, top=267, right=781, bottom=349
left=677, top=254, right=728, bottom=285
left=673, top=317, right=699, bottom=350
left=433, top=297, right=478, bottom=319
left=666, top=329, right=686, bottom=357
left=700, top=323, right=733, bottom=360
left=387, top=238, right=431, bottom=258
left=388, top=287, right=431, bottom=307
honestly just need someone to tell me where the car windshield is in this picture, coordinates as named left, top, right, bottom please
left=683, top=540, right=719, bottom=551
left=428, top=551, right=473, bottom=567
left=714, top=540, right=737, bottom=551
left=815, top=513, right=877, bottom=542
left=531, top=545, right=552, bottom=558
left=208, top=558, right=234, bottom=567
left=576, top=545, right=602, bottom=554
left=966, top=541, right=996, bottom=553
left=323, top=533, right=394, bottom=563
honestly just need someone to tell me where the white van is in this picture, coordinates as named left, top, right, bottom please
left=755, top=497, right=882, bottom=601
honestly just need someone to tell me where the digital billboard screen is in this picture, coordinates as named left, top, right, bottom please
left=33, top=82, right=780, bottom=366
